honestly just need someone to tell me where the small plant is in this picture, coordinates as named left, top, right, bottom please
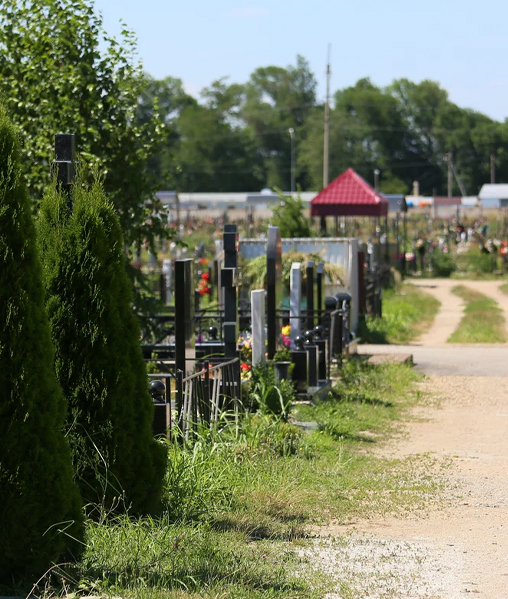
left=273, top=347, right=292, bottom=362
left=248, top=364, right=294, bottom=420
left=271, top=190, right=312, bottom=238
left=430, top=250, right=457, bottom=277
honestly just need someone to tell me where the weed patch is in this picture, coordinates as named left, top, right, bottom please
left=29, top=362, right=441, bottom=599
left=359, top=284, right=440, bottom=344
left=448, top=285, right=507, bottom=343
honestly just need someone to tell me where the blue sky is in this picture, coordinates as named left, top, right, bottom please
left=95, top=0, right=508, bottom=120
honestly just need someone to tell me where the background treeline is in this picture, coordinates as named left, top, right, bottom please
left=140, top=57, right=508, bottom=196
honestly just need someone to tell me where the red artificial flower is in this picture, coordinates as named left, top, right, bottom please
left=201, top=272, right=210, bottom=280
left=240, top=363, right=251, bottom=372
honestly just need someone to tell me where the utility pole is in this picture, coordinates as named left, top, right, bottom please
left=374, top=169, right=380, bottom=192
left=491, top=152, right=496, bottom=184
left=288, top=128, right=295, bottom=192
left=447, top=151, right=453, bottom=197
left=323, top=44, right=331, bottom=188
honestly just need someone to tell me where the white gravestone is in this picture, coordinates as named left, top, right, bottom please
left=162, top=259, right=172, bottom=305
left=251, top=289, right=266, bottom=366
left=290, top=263, right=302, bottom=349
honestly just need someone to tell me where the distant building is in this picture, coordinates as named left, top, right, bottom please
left=382, top=194, right=407, bottom=213
left=155, top=190, right=317, bottom=210
left=479, top=184, right=508, bottom=208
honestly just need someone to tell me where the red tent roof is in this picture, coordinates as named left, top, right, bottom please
left=311, top=168, right=388, bottom=217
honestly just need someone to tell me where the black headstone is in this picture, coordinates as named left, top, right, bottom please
left=267, top=226, right=282, bottom=360
left=175, top=259, right=195, bottom=375
left=306, top=260, right=315, bottom=330
left=316, top=261, right=324, bottom=325
left=54, top=133, right=76, bottom=209
left=222, top=224, right=239, bottom=358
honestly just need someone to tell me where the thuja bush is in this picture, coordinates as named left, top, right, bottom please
left=0, top=107, right=83, bottom=583
left=38, top=175, right=167, bottom=516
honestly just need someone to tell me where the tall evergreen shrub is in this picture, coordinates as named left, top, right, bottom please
left=38, top=175, right=167, bottom=515
left=0, top=107, right=83, bottom=582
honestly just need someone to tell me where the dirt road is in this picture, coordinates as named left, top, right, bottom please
left=311, top=280, right=508, bottom=598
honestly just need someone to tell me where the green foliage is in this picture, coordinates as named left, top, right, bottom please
left=37, top=174, right=167, bottom=516
left=0, top=0, right=166, bottom=249
left=145, top=65, right=508, bottom=195
left=0, top=106, right=83, bottom=582
left=243, top=251, right=345, bottom=294
left=272, top=348, right=292, bottom=362
left=248, top=365, right=295, bottom=420
left=37, top=359, right=432, bottom=599
left=271, top=190, right=312, bottom=237
left=163, top=440, right=238, bottom=522
left=430, top=250, right=457, bottom=277
left=456, top=249, right=497, bottom=274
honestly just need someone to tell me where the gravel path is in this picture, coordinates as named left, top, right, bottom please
left=307, top=280, right=508, bottom=598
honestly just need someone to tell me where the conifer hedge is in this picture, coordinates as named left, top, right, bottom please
left=0, top=107, right=83, bottom=582
left=38, top=175, right=167, bottom=515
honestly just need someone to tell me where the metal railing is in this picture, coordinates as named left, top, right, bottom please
left=364, top=271, right=383, bottom=318
left=176, top=358, right=241, bottom=440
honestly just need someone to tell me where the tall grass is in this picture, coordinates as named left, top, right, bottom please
left=29, top=361, right=436, bottom=599
left=448, top=285, right=507, bottom=343
left=359, top=284, right=440, bottom=344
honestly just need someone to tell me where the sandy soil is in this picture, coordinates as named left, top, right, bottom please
left=305, top=280, right=508, bottom=598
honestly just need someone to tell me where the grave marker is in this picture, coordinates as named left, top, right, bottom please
left=175, top=259, right=195, bottom=376
left=290, top=262, right=302, bottom=349
left=316, top=261, right=324, bottom=324
left=222, top=224, right=238, bottom=359
left=251, top=289, right=266, bottom=366
left=306, top=260, right=315, bottom=330
left=267, top=226, right=282, bottom=359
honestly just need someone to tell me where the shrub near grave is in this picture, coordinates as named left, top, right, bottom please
left=38, top=174, right=167, bottom=516
left=0, top=107, right=83, bottom=582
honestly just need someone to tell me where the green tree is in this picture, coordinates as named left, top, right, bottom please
left=271, top=191, right=311, bottom=237
left=0, top=106, right=83, bottom=582
left=38, top=175, right=167, bottom=515
left=173, top=103, right=265, bottom=191
left=138, top=75, right=197, bottom=189
left=0, top=0, right=166, bottom=249
left=300, top=78, right=408, bottom=191
left=241, top=55, right=317, bottom=189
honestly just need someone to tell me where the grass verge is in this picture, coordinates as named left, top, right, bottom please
left=448, top=285, right=507, bottom=343
left=359, top=283, right=440, bottom=344
left=25, top=362, right=440, bottom=599
left=500, top=282, right=508, bottom=295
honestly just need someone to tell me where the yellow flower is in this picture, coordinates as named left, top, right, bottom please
left=281, top=325, right=291, bottom=336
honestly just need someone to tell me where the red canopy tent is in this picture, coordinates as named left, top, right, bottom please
left=311, top=168, right=388, bottom=217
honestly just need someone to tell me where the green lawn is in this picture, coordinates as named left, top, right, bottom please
left=24, top=361, right=443, bottom=599
left=448, top=285, right=507, bottom=343
left=359, top=283, right=440, bottom=344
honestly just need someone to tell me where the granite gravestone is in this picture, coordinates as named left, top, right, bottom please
left=316, top=261, right=324, bottom=325
left=54, top=133, right=76, bottom=210
left=267, top=226, right=282, bottom=360
left=306, top=260, right=315, bottom=330
left=222, top=224, right=239, bottom=359
left=175, top=259, right=195, bottom=376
